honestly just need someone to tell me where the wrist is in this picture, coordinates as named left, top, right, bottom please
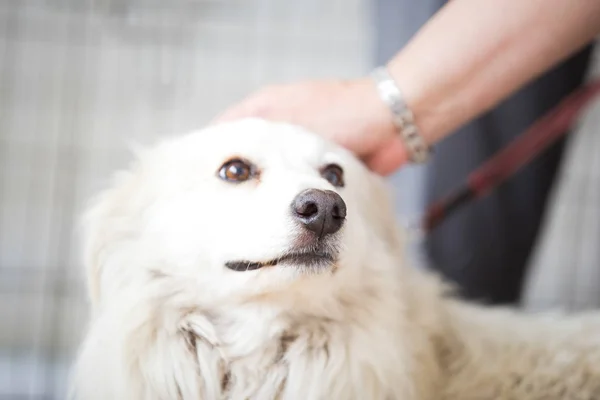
left=385, top=59, right=436, bottom=141
left=368, top=65, right=432, bottom=164
left=339, top=76, right=411, bottom=173
left=349, top=76, right=398, bottom=140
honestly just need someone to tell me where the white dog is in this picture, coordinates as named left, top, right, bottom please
left=70, top=118, right=600, bottom=400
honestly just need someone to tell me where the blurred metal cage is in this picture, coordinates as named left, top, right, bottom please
left=0, top=1, right=371, bottom=398
left=2, top=1, right=600, bottom=399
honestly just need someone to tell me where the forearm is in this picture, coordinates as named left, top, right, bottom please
left=387, top=0, right=600, bottom=145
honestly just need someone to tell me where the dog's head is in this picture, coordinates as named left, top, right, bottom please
left=83, top=118, right=402, bottom=311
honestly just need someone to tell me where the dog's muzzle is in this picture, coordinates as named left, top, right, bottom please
left=225, top=250, right=336, bottom=272
left=225, top=188, right=345, bottom=272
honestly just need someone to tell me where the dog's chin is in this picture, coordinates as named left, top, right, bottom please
left=225, top=250, right=337, bottom=273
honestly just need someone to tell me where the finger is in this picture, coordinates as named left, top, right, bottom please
left=365, top=136, right=409, bottom=176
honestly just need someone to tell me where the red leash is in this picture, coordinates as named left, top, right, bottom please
left=424, top=77, right=600, bottom=233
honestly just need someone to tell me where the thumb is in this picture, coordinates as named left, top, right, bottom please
left=364, top=136, right=408, bottom=176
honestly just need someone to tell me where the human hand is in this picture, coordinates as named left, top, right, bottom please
left=212, top=78, right=409, bottom=176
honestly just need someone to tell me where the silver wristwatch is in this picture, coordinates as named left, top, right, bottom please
left=370, top=66, right=431, bottom=164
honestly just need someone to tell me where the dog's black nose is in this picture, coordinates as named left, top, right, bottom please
left=291, top=189, right=346, bottom=236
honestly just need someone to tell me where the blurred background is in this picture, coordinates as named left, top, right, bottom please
left=0, top=1, right=599, bottom=399
left=0, top=1, right=371, bottom=398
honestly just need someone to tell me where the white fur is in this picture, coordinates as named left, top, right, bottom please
left=70, top=119, right=600, bottom=400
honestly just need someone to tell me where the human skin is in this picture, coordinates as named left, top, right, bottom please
left=214, top=0, right=600, bottom=175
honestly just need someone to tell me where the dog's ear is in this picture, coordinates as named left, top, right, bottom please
left=362, top=171, right=406, bottom=254
left=81, top=167, right=143, bottom=310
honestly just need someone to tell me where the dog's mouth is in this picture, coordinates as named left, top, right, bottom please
left=225, top=251, right=336, bottom=272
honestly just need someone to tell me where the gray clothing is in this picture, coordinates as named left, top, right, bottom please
left=373, top=0, right=594, bottom=304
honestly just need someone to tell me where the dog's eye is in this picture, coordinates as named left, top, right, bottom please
left=218, top=158, right=254, bottom=183
left=320, top=164, right=345, bottom=187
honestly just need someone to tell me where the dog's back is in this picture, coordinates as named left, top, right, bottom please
left=70, top=120, right=600, bottom=400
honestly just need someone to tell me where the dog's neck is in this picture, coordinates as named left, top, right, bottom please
left=203, top=273, right=372, bottom=354
left=181, top=262, right=442, bottom=400
left=83, top=252, right=445, bottom=399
